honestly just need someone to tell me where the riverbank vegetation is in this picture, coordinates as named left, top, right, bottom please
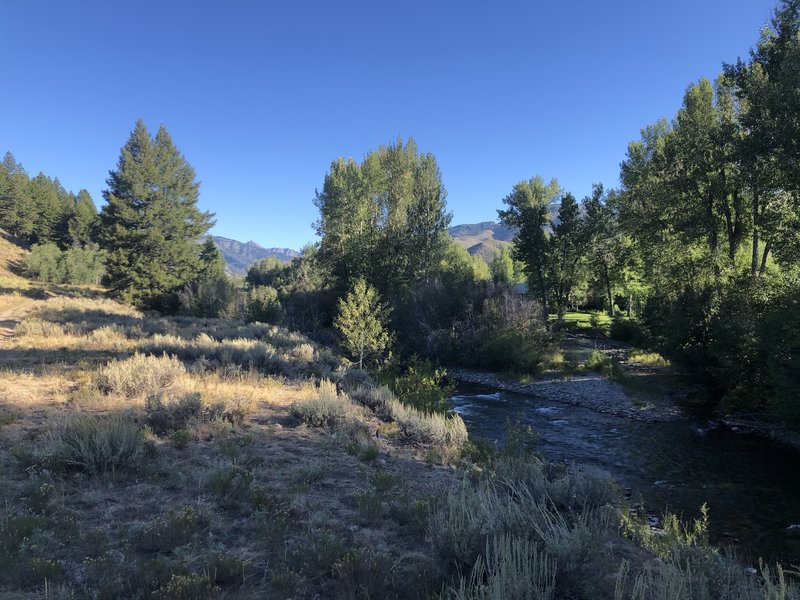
left=494, top=1, right=800, bottom=425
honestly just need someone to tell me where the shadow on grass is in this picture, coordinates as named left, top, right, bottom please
left=0, top=347, right=126, bottom=372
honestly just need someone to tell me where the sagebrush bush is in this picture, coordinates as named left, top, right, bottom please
left=41, top=414, right=148, bottom=474
left=96, top=353, right=186, bottom=397
left=16, top=318, right=65, bottom=338
left=144, top=392, right=227, bottom=435
left=130, top=506, right=209, bottom=554
left=430, top=456, right=618, bottom=572
left=445, top=533, right=556, bottom=600
left=289, top=380, right=364, bottom=427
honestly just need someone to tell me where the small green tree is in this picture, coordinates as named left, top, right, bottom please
left=334, top=278, right=392, bottom=370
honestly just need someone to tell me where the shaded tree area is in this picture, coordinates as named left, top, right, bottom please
left=493, top=1, right=800, bottom=421
left=612, top=1, right=800, bottom=420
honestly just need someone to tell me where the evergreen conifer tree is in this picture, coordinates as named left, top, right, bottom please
left=67, top=190, right=98, bottom=247
left=99, top=120, right=214, bottom=310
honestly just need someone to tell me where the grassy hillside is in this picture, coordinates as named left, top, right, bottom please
left=0, top=287, right=472, bottom=597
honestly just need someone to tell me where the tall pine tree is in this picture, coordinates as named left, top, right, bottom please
left=99, top=120, right=214, bottom=310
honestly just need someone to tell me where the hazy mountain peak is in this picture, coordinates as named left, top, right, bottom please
left=209, top=236, right=300, bottom=276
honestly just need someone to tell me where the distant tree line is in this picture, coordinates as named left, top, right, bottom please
left=0, top=151, right=105, bottom=284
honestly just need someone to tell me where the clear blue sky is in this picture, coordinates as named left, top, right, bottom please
left=1, top=1, right=777, bottom=250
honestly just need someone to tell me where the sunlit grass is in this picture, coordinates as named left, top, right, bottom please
left=629, top=349, right=671, bottom=367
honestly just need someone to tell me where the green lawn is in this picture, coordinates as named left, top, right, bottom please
left=549, top=311, right=612, bottom=326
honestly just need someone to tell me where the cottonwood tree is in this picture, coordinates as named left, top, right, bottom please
left=334, top=278, right=392, bottom=370
left=99, top=120, right=214, bottom=310
left=314, top=138, right=452, bottom=299
left=497, top=176, right=560, bottom=321
left=546, top=192, right=589, bottom=321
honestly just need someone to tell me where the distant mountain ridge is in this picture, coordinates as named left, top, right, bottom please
left=449, top=204, right=560, bottom=263
left=448, top=221, right=517, bottom=263
left=210, top=236, right=300, bottom=276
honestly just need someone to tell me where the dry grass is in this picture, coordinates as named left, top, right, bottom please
left=0, top=290, right=462, bottom=598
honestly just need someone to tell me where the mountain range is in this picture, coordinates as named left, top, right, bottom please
left=213, top=208, right=560, bottom=275
left=447, top=221, right=517, bottom=263
left=210, top=236, right=300, bottom=276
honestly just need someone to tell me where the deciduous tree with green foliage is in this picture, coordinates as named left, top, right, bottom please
left=497, top=176, right=560, bottom=321
left=334, top=278, right=392, bottom=370
left=314, top=138, right=452, bottom=299
left=99, top=120, right=214, bottom=311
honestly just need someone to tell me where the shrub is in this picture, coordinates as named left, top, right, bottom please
left=178, top=275, right=241, bottom=319
left=430, top=456, right=618, bottom=573
left=610, top=317, right=646, bottom=345
left=244, top=285, right=282, bottom=323
left=349, top=385, right=394, bottom=411
left=628, top=349, right=670, bottom=367
left=387, top=398, right=468, bottom=448
left=382, top=356, right=454, bottom=414
left=96, top=353, right=186, bottom=397
left=21, top=243, right=61, bottom=282
left=206, top=463, right=254, bottom=504
left=445, top=534, right=556, bottom=600
left=153, top=573, right=218, bottom=600
left=41, top=414, right=148, bottom=475
left=585, top=349, right=623, bottom=380
left=22, top=243, right=106, bottom=284
left=288, top=380, right=363, bottom=427
left=145, top=392, right=226, bottom=435
left=15, top=318, right=65, bottom=338
left=130, top=506, right=209, bottom=554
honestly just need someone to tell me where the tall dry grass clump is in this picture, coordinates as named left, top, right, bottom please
left=444, top=533, right=557, bottom=600
left=386, top=398, right=468, bottom=448
left=289, top=380, right=364, bottom=427
left=350, top=385, right=468, bottom=449
left=95, top=353, right=186, bottom=397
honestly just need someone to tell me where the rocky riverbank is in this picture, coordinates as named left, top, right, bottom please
left=449, top=368, right=685, bottom=423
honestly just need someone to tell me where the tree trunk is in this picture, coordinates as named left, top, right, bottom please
left=707, top=192, right=722, bottom=297
left=759, top=241, right=771, bottom=275
left=604, top=262, right=614, bottom=317
left=751, top=187, right=760, bottom=277
left=536, top=265, right=548, bottom=325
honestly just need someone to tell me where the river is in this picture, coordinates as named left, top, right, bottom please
left=451, top=384, right=800, bottom=566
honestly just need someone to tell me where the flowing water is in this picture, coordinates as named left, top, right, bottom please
left=451, top=384, right=800, bottom=566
